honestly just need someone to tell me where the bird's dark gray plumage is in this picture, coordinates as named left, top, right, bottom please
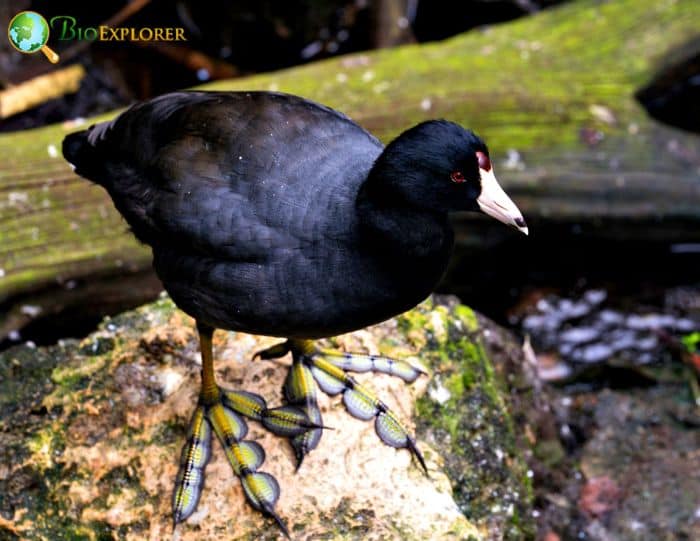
left=63, top=91, right=482, bottom=338
left=62, top=90, right=527, bottom=533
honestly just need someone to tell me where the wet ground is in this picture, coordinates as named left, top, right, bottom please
left=527, top=378, right=700, bottom=541
left=506, top=284, right=700, bottom=541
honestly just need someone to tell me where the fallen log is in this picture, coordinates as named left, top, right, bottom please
left=0, top=65, right=86, bottom=119
left=1, top=0, right=699, bottom=340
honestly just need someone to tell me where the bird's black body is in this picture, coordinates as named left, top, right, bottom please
left=63, top=90, right=526, bottom=533
left=64, top=91, right=456, bottom=338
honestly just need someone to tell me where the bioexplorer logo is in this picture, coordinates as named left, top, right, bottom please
left=8, top=11, right=59, bottom=63
left=50, top=16, right=187, bottom=42
left=8, top=11, right=187, bottom=64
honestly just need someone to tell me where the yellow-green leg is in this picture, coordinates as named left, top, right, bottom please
left=173, top=323, right=318, bottom=537
left=256, top=339, right=428, bottom=473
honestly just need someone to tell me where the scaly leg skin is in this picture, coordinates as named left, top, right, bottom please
left=172, top=323, right=319, bottom=538
left=255, top=339, right=428, bottom=473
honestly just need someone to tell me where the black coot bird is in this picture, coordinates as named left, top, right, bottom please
left=63, top=91, right=527, bottom=535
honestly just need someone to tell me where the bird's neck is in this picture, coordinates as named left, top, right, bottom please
left=356, top=177, right=454, bottom=261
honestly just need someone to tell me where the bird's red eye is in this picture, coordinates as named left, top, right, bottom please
left=476, top=151, right=492, bottom=171
left=450, top=171, right=466, bottom=183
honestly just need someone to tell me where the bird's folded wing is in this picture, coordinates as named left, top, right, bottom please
left=142, top=134, right=303, bottom=261
left=83, top=91, right=379, bottom=260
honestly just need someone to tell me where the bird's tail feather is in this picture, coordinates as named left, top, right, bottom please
left=62, top=121, right=112, bottom=183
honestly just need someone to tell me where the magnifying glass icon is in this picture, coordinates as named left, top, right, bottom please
left=8, top=11, right=60, bottom=64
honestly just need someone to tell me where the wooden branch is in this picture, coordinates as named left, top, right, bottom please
left=0, top=65, right=85, bottom=118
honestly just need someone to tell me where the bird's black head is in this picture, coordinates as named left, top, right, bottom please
left=367, top=120, right=527, bottom=234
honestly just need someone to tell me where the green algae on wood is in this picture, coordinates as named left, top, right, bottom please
left=0, top=295, right=531, bottom=540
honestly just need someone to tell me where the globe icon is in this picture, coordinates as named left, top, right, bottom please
left=8, top=11, right=59, bottom=63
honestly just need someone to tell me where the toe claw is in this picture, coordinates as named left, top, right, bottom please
left=375, top=411, right=428, bottom=475
left=289, top=402, right=323, bottom=469
left=407, top=437, right=429, bottom=476
left=240, top=471, right=290, bottom=537
left=270, top=511, right=291, bottom=539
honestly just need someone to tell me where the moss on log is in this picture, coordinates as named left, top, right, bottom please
left=0, top=296, right=533, bottom=540
left=1, top=0, right=699, bottom=338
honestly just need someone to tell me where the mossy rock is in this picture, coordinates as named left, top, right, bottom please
left=0, top=295, right=532, bottom=540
